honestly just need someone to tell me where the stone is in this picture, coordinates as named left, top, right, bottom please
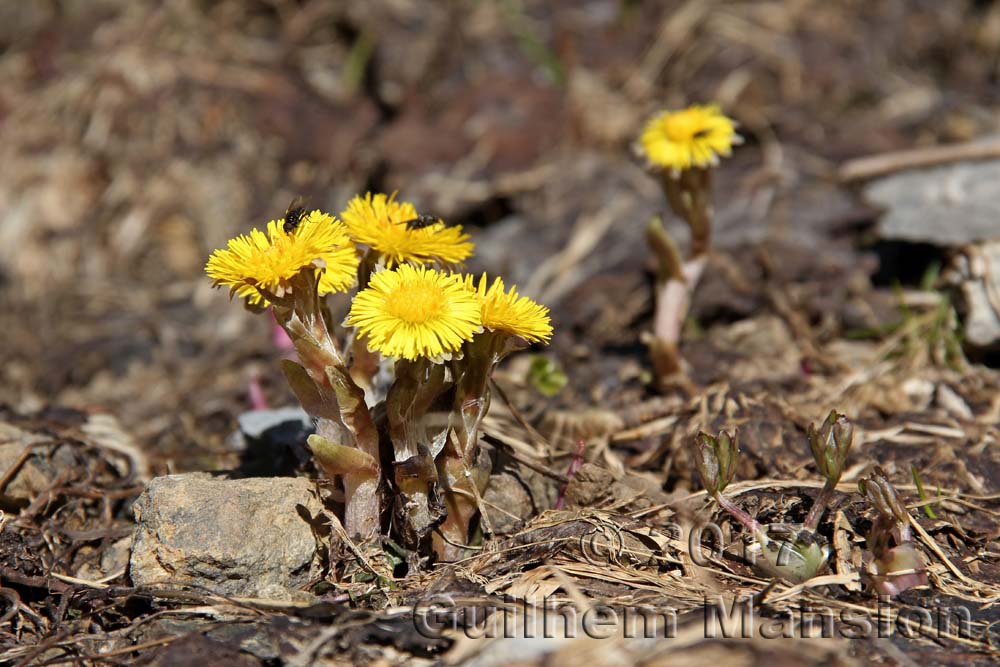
left=236, top=407, right=311, bottom=441
left=129, top=474, right=325, bottom=600
left=945, top=241, right=1000, bottom=349
left=0, top=422, right=79, bottom=508
left=482, top=472, right=534, bottom=534
left=0, top=441, right=51, bottom=504
left=864, top=159, right=1000, bottom=246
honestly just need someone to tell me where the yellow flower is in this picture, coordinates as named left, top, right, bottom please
left=464, top=273, right=553, bottom=344
left=348, top=264, right=481, bottom=361
left=340, top=192, right=473, bottom=267
left=205, top=210, right=358, bottom=304
left=638, top=105, right=740, bottom=173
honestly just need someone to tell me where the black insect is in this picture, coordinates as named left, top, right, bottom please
left=399, top=214, right=441, bottom=231
left=283, top=197, right=307, bottom=234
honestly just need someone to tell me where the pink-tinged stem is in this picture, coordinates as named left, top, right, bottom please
left=247, top=371, right=269, bottom=410
left=653, top=255, right=707, bottom=345
left=343, top=474, right=381, bottom=540
left=315, top=416, right=381, bottom=540
left=713, top=491, right=762, bottom=534
left=803, top=482, right=836, bottom=532
left=555, top=439, right=586, bottom=510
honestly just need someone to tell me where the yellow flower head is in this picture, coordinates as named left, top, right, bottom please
left=348, top=264, right=481, bottom=361
left=464, top=273, right=553, bottom=344
left=340, top=192, right=473, bottom=267
left=205, top=210, right=359, bottom=304
left=638, top=104, right=740, bottom=173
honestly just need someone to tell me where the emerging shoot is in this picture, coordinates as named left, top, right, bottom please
left=859, top=467, right=928, bottom=596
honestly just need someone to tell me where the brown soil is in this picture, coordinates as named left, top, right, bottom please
left=2, top=1, right=999, bottom=665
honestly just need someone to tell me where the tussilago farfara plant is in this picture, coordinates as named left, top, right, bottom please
left=693, top=411, right=855, bottom=584
left=206, top=192, right=551, bottom=561
left=858, top=467, right=927, bottom=596
left=695, top=415, right=926, bottom=595
left=636, top=104, right=741, bottom=384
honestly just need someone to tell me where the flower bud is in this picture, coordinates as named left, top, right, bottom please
left=859, top=466, right=909, bottom=525
left=859, top=467, right=926, bottom=596
left=307, top=434, right=378, bottom=477
left=807, top=410, right=854, bottom=485
left=694, top=429, right=739, bottom=494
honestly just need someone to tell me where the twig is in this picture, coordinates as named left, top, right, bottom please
left=0, top=566, right=71, bottom=593
left=49, top=570, right=126, bottom=589
left=839, top=137, right=1000, bottom=182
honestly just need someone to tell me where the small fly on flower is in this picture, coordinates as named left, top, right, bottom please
left=399, top=214, right=441, bottom=231
left=283, top=196, right=308, bottom=234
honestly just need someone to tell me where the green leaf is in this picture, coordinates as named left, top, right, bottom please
left=527, top=355, right=567, bottom=397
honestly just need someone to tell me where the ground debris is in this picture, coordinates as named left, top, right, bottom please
left=3, top=0, right=1000, bottom=664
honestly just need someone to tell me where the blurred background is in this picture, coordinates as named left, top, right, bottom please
left=1, top=0, right=998, bottom=470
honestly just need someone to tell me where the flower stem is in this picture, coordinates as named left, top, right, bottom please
left=649, top=255, right=707, bottom=379
left=343, top=471, right=381, bottom=539
left=803, top=481, right=836, bottom=531
left=713, top=491, right=761, bottom=534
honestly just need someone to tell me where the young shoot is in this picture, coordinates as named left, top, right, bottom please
left=859, top=467, right=928, bottom=596
left=803, top=410, right=855, bottom=530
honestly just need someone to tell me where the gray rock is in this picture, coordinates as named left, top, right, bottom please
left=130, top=474, right=325, bottom=599
left=865, top=159, right=1000, bottom=246
left=230, top=407, right=314, bottom=476
left=236, top=407, right=311, bottom=441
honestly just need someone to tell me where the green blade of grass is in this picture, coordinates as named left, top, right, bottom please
left=911, top=465, right=938, bottom=520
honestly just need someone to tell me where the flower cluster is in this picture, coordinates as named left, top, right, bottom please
left=207, top=193, right=550, bottom=361
left=205, top=192, right=552, bottom=565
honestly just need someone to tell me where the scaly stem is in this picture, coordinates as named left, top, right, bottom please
left=273, top=271, right=382, bottom=540
left=452, top=335, right=502, bottom=460
left=343, top=475, right=380, bottom=541
left=386, top=359, right=448, bottom=545
left=435, top=334, right=507, bottom=557
left=649, top=255, right=707, bottom=378
left=648, top=167, right=713, bottom=383
left=434, top=448, right=491, bottom=561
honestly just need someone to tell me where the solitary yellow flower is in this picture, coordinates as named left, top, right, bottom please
left=348, top=264, right=481, bottom=361
left=464, top=273, right=552, bottom=344
left=639, top=105, right=740, bottom=173
left=205, top=211, right=358, bottom=304
left=340, top=192, right=473, bottom=267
